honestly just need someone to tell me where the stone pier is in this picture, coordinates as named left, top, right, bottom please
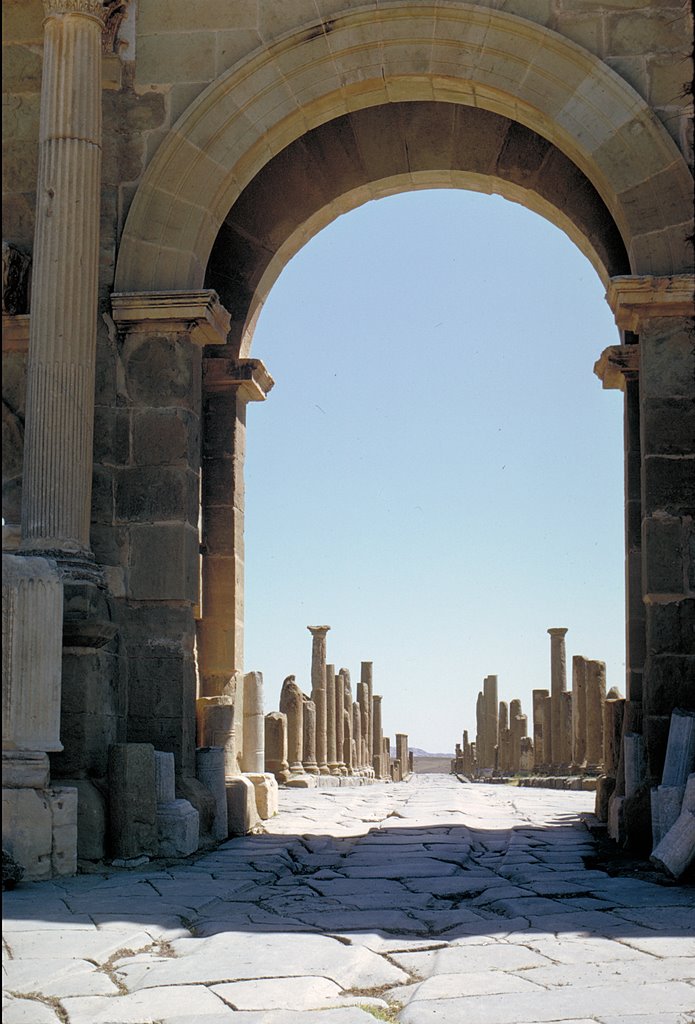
left=372, top=695, right=383, bottom=778
left=533, top=689, right=549, bottom=768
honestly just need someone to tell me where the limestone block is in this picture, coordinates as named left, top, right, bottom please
left=285, top=774, right=317, bottom=788
left=2, top=786, right=52, bottom=880
left=196, top=746, right=228, bottom=840
left=623, top=733, right=645, bottom=798
left=651, top=785, right=685, bottom=850
left=155, top=751, right=176, bottom=804
left=607, top=794, right=626, bottom=842
left=49, top=786, right=77, bottom=877
left=2, top=554, right=63, bottom=753
left=157, top=799, right=199, bottom=857
left=1, top=751, right=49, bottom=789
left=594, top=775, right=615, bottom=822
left=226, top=774, right=259, bottom=835
left=661, top=709, right=695, bottom=788
left=246, top=772, right=279, bottom=819
left=650, top=810, right=695, bottom=880
left=59, top=778, right=107, bottom=861
left=107, top=743, right=157, bottom=859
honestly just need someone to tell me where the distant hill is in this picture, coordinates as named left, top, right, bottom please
left=390, top=746, right=454, bottom=758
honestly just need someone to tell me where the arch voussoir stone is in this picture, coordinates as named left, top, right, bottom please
left=115, top=2, right=693, bottom=294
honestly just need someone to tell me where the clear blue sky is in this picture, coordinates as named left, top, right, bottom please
left=243, top=189, right=625, bottom=755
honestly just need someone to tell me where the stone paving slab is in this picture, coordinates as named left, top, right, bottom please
left=3, top=777, right=694, bottom=1023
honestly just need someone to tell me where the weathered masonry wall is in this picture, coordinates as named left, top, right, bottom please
left=2, top=0, right=693, bottom=874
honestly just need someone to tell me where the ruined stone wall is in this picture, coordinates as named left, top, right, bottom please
left=2, top=0, right=692, bottom=859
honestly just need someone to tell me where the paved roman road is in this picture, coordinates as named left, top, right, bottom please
left=3, top=775, right=694, bottom=1024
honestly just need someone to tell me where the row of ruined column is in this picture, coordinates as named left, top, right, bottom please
left=453, top=628, right=617, bottom=778
left=264, top=626, right=409, bottom=784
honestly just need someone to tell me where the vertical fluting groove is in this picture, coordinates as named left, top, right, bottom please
left=21, top=10, right=102, bottom=553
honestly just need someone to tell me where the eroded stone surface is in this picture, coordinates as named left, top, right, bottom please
left=2, top=777, right=694, bottom=1023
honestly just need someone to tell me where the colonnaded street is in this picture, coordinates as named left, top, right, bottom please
left=3, top=775, right=694, bottom=1024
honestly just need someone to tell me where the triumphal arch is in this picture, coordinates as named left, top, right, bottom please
left=2, top=0, right=693, bottom=876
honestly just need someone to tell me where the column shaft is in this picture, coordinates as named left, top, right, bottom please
left=21, top=3, right=104, bottom=555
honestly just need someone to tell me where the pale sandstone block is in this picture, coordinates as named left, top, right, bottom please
left=246, top=772, right=279, bottom=819
left=226, top=774, right=258, bottom=835
left=196, top=746, right=228, bottom=840
left=2, top=785, right=52, bottom=880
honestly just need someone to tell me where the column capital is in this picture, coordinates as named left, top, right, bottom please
left=111, top=290, right=231, bottom=346
left=606, top=275, right=695, bottom=332
left=593, top=344, right=640, bottom=391
left=308, top=625, right=331, bottom=636
left=202, top=356, right=274, bottom=401
left=548, top=627, right=568, bottom=637
left=43, top=0, right=105, bottom=22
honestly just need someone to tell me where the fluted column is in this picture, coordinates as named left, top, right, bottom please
left=548, top=628, right=568, bottom=769
left=308, top=626, right=330, bottom=774
left=20, top=0, right=105, bottom=561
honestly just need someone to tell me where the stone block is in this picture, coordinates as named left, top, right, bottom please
left=2, top=554, right=63, bottom=754
left=661, top=708, right=695, bottom=787
left=157, top=798, right=199, bottom=856
left=137, top=30, right=217, bottom=85
left=132, top=408, right=199, bottom=467
left=594, top=774, right=615, bottom=821
left=123, top=334, right=202, bottom=411
left=226, top=775, right=259, bottom=835
left=115, top=466, right=198, bottom=525
left=2, top=751, right=49, bottom=789
left=155, top=751, right=176, bottom=803
left=2, top=786, right=52, bottom=880
left=195, top=747, right=228, bottom=840
left=607, top=11, right=690, bottom=56
left=49, top=787, right=77, bottom=876
left=128, top=522, right=199, bottom=602
left=107, top=743, right=157, bottom=859
left=285, top=774, right=317, bottom=788
left=59, top=778, right=107, bottom=861
left=92, top=406, right=130, bottom=466
left=651, top=784, right=685, bottom=849
left=246, top=772, right=279, bottom=819
left=651, top=809, right=695, bottom=879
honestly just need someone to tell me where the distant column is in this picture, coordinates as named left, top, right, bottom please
left=548, top=628, right=568, bottom=768
left=532, top=689, right=549, bottom=768
left=572, top=656, right=588, bottom=771
left=352, top=702, right=362, bottom=772
left=475, top=690, right=485, bottom=769
left=334, top=671, right=345, bottom=773
left=279, top=676, right=304, bottom=775
left=326, top=663, right=339, bottom=775
left=302, top=697, right=319, bottom=774
left=264, top=711, right=289, bottom=784
left=341, top=669, right=353, bottom=774
left=372, top=695, right=383, bottom=778
left=361, top=662, right=373, bottom=768
left=498, top=702, right=509, bottom=773
left=483, top=675, right=498, bottom=769
left=241, top=671, right=264, bottom=774
left=585, top=660, right=607, bottom=769
left=561, top=691, right=573, bottom=770
left=308, top=626, right=330, bottom=775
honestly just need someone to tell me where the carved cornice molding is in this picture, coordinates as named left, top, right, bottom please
left=43, top=0, right=106, bottom=20
left=111, top=290, right=231, bottom=346
left=606, top=275, right=695, bottom=332
left=593, top=344, right=640, bottom=392
left=202, top=357, right=274, bottom=401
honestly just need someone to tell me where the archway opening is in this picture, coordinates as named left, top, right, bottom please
left=242, top=188, right=625, bottom=753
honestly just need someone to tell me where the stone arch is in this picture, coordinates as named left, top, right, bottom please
left=114, top=2, right=693, bottom=297
left=204, top=101, right=631, bottom=354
